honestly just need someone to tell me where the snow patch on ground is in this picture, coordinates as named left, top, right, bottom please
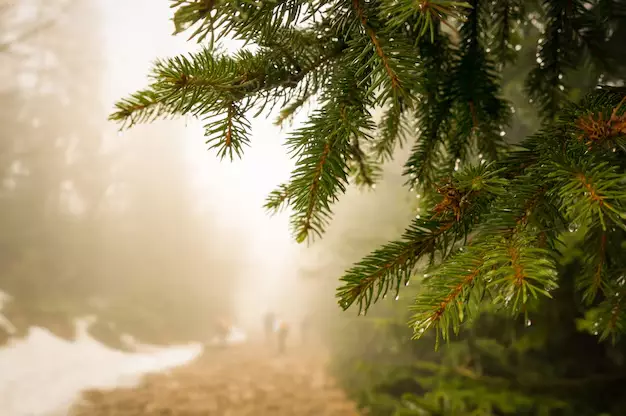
left=0, top=319, right=202, bottom=416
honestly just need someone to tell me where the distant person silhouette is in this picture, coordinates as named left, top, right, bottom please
left=277, top=320, right=289, bottom=354
left=263, top=311, right=275, bottom=343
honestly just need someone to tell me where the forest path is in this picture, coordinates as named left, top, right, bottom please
left=69, top=340, right=361, bottom=416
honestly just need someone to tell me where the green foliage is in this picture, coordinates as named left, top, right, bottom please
left=111, top=27, right=342, bottom=160
left=113, top=0, right=626, bottom=347
left=332, top=274, right=626, bottom=415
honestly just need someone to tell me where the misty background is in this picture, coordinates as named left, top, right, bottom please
left=0, top=0, right=414, bottom=414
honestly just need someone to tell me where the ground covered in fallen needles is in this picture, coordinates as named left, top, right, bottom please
left=69, top=342, right=361, bottom=416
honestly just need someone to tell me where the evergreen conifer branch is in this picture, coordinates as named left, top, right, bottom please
left=581, top=282, right=626, bottom=342
left=264, top=183, right=292, bottom=213
left=603, top=282, right=626, bottom=341
left=171, top=0, right=315, bottom=45
left=578, top=228, right=609, bottom=304
left=373, top=100, right=408, bottom=162
left=111, top=31, right=344, bottom=159
left=342, top=0, right=422, bottom=106
left=404, top=124, right=447, bottom=189
left=337, top=163, right=506, bottom=314
left=489, top=0, right=524, bottom=65
left=110, top=90, right=173, bottom=128
left=404, top=32, right=452, bottom=188
left=548, top=160, right=626, bottom=231
left=523, top=0, right=622, bottom=121
left=410, top=245, right=487, bottom=344
left=576, top=226, right=626, bottom=309
left=479, top=174, right=564, bottom=252
left=170, top=0, right=217, bottom=43
left=447, top=0, right=510, bottom=166
left=117, top=0, right=626, bottom=345
left=483, top=233, right=558, bottom=311
left=383, top=0, right=472, bottom=42
left=568, top=95, right=626, bottom=152
left=409, top=223, right=558, bottom=343
left=284, top=72, right=375, bottom=242
left=203, top=100, right=251, bottom=159
left=348, top=138, right=382, bottom=187
left=226, top=0, right=312, bottom=40
left=524, top=0, right=574, bottom=120
left=352, top=0, right=402, bottom=94
left=287, top=123, right=350, bottom=243
left=342, top=89, right=624, bottom=339
left=336, top=217, right=455, bottom=313
left=568, top=0, right=626, bottom=76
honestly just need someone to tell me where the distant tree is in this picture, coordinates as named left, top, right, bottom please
left=0, top=0, right=109, bottom=341
left=0, top=0, right=70, bottom=54
left=0, top=0, right=244, bottom=347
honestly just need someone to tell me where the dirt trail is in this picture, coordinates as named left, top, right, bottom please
left=69, top=342, right=361, bottom=416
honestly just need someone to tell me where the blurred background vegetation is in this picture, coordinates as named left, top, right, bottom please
left=0, top=0, right=246, bottom=348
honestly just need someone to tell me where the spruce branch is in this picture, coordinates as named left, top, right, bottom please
left=373, top=100, right=409, bottom=162
left=603, top=282, right=626, bottom=341
left=580, top=281, right=626, bottom=342
left=524, top=0, right=584, bottom=119
left=229, top=0, right=311, bottom=40
left=480, top=173, right=564, bottom=255
left=114, top=0, right=626, bottom=347
left=548, top=160, right=626, bottom=231
left=404, top=32, right=453, bottom=188
left=337, top=163, right=506, bottom=314
left=484, top=233, right=558, bottom=313
left=410, top=245, right=487, bottom=344
left=285, top=73, right=375, bottom=242
left=110, top=50, right=250, bottom=126
left=110, top=90, right=173, bottom=129
left=111, top=50, right=257, bottom=159
left=573, top=96, right=626, bottom=151
left=446, top=0, right=511, bottom=169
left=412, top=229, right=557, bottom=343
left=171, top=0, right=314, bottom=45
left=404, top=95, right=453, bottom=189
left=336, top=217, right=455, bottom=314
left=264, top=183, right=292, bottom=213
left=171, top=0, right=217, bottom=43
left=488, top=0, right=524, bottom=65
left=111, top=31, right=344, bottom=159
left=203, top=100, right=251, bottom=159
left=578, top=229, right=609, bottom=304
left=342, top=0, right=420, bottom=106
left=569, top=0, right=625, bottom=76
left=288, top=128, right=350, bottom=243
left=274, top=94, right=311, bottom=127
left=348, top=138, right=382, bottom=187
left=383, top=0, right=472, bottom=42
left=352, top=0, right=402, bottom=91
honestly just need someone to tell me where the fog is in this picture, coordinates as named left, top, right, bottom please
left=0, top=0, right=414, bottom=414
left=0, top=0, right=308, bottom=342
